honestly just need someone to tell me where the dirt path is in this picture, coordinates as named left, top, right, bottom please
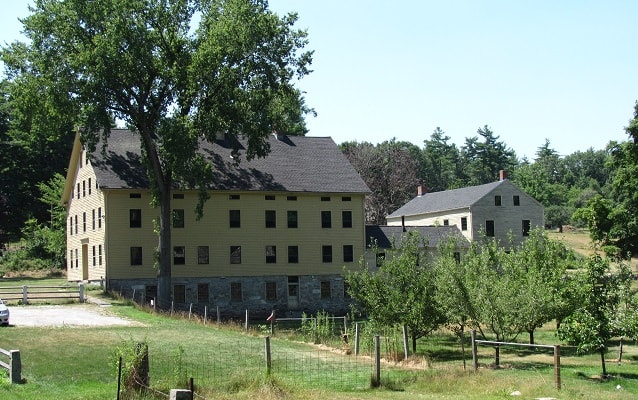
left=6, top=303, right=141, bottom=328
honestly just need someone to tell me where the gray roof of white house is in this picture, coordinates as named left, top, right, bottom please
left=90, top=129, right=370, bottom=193
left=365, top=225, right=469, bottom=249
left=387, top=180, right=506, bottom=218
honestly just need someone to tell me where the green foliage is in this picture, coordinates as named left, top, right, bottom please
left=299, top=310, right=336, bottom=344
left=2, top=0, right=313, bottom=308
left=558, top=254, right=634, bottom=376
left=347, top=231, right=445, bottom=351
left=112, top=339, right=150, bottom=394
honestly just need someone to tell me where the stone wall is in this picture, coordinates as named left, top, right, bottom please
left=109, top=274, right=351, bottom=319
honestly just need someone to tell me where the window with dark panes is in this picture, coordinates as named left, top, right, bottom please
left=287, top=210, right=298, bottom=228
left=82, top=212, right=86, bottom=232
left=486, top=220, right=495, bottom=237
left=265, top=195, right=275, bottom=200
left=343, top=245, right=354, bottom=262
left=92, top=209, right=95, bottom=230
left=130, top=247, right=143, bottom=265
left=98, top=207, right=102, bottom=228
left=197, top=283, right=209, bottom=303
left=454, top=252, right=461, bottom=263
left=197, top=246, right=209, bottom=264
left=321, top=196, right=330, bottom=201
left=461, top=217, right=468, bottom=231
left=322, top=245, right=332, bottom=263
left=230, top=246, right=242, bottom=264
left=173, top=284, right=185, bottom=303
left=173, top=246, right=185, bottom=265
left=288, top=246, right=299, bottom=263
left=265, top=210, right=276, bottom=228
left=522, top=220, right=531, bottom=236
left=173, top=209, right=185, bottom=228
left=229, top=210, right=241, bottom=228
left=230, top=282, right=242, bottom=301
left=265, top=282, right=277, bottom=300
left=494, top=195, right=502, bottom=206
left=321, top=281, right=331, bottom=299
left=321, top=211, right=331, bottom=228
left=265, top=245, right=277, bottom=264
left=443, top=219, right=449, bottom=226
left=342, top=211, right=352, bottom=228
left=130, top=209, right=142, bottom=228
left=513, top=195, right=520, bottom=206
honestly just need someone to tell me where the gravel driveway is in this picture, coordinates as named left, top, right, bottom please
left=6, top=302, right=140, bottom=328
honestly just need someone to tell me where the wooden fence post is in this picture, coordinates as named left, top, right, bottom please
left=354, top=322, right=360, bottom=355
left=188, top=303, right=192, bottom=320
left=373, top=335, right=381, bottom=387
left=264, top=336, right=272, bottom=375
left=245, top=309, right=249, bottom=332
left=10, top=350, right=21, bottom=384
left=554, top=345, right=561, bottom=390
left=402, top=325, right=409, bottom=360
left=22, top=285, right=28, bottom=305
left=216, top=306, right=220, bottom=324
left=78, top=283, right=85, bottom=303
left=471, top=330, right=478, bottom=372
left=204, top=306, right=207, bottom=325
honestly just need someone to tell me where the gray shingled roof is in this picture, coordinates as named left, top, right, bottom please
left=90, top=129, right=370, bottom=193
left=387, top=180, right=506, bottom=218
left=365, top=225, right=469, bottom=249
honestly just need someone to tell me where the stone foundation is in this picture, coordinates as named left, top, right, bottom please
left=108, top=274, right=351, bottom=319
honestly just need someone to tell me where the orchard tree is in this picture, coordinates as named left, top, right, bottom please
left=558, top=254, right=634, bottom=378
left=2, top=0, right=313, bottom=309
left=513, top=229, right=570, bottom=344
left=434, top=237, right=477, bottom=368
left=346, top=231, right=445, bottom=352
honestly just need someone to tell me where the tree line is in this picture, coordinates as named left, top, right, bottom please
left=341, top=105, right=638, bottom=258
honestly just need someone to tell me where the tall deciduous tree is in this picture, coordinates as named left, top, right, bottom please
left=341, top=139, right=420, bottom=224
left=2, top=0, right=313, bottom=308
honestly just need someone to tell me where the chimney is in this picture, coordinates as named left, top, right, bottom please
left=417, top=185, right=423, bottom=197
left=499, top=170, right=507, bottom=181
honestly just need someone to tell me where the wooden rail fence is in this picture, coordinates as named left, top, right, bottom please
left=471, top=329, right=561, bottom=390
left=0, top=347, right=21, bottom=384
left=0, top=284, right=85, bottom=304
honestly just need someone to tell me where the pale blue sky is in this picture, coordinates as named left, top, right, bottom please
left=2, top=1, right=637, bottom=159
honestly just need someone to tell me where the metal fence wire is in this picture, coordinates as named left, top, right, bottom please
left=143, top=338, right=375, bottom=393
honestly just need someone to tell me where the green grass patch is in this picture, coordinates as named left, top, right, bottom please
left=1, top=283, right=638, bottom=398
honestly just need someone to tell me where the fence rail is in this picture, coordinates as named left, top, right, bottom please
left=470, top=330, right=561, bottom=390
left=0, top=347, right=21, bottom=384
left=0, top=284, right=85, bottom=304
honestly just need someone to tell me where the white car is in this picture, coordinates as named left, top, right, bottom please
left=0, top=299, right=9, bottom=325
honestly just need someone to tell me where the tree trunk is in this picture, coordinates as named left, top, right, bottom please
left=600, top=348, right=607, bottom=379
left=412, top=334, right=417, bottom=354
left=529, top=330, right=534, bottom=345
left=495, top=346, right=500, bottom=367
left=460, top=325, right=466, bottom=371
left=156, top=187, right=172, bottom=310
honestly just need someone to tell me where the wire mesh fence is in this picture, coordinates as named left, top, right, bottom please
left=142, top=337, right=374, bottom=393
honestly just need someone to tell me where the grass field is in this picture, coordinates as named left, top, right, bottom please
left=2, top=230, right=638, bottom=398
left=0, top=295, right=638, bottom=399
